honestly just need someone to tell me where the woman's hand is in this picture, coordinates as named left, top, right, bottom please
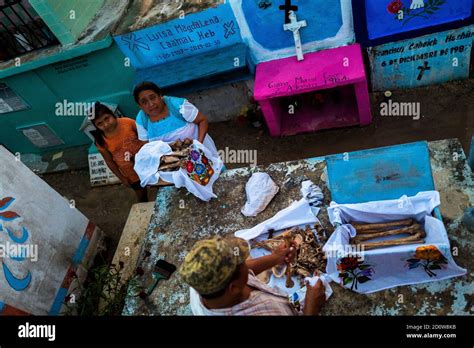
left=272, top=242, right=297, bottom=265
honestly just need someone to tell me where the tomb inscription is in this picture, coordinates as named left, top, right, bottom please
left=369, top=25, right=474, bottom=90
left=114, top=4, right=242, bottom=69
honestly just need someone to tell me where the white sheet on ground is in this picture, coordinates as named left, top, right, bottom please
left=324, top=191, right=466, bottom=294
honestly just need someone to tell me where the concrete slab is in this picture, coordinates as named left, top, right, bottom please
left=122, top=139, right=472, bottom=315
left=123, top=158, right=329, bottom=315
left=112, top=202, right=155, bottom=284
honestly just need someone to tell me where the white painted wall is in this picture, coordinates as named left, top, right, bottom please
left=0, top=146, right=94, bottom=314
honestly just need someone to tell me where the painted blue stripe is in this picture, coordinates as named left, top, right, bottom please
left=48, top=288, right=68, bottom=316
left=48, top=225, right=92, bottom=315
left=0, top=301, right=5, bottom=313
left=72, top=235, right=90, bottom=265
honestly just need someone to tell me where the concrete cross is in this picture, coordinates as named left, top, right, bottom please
left=283, top=10, right=307, bottom=61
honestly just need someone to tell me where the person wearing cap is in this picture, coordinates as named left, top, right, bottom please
left=179, top=236, right=326, bottom=316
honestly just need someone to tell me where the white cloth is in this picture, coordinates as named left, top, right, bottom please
left=327, top=191, right=441, bottom=226
left=241, top=173, right=279, bottom=217
left=304, top=274, right=333, bottom=300
left=301, top=180, right=324, bottom=207
left=324, top=191, right=467, bottom=294
left=134, top=141, right=172, bottom=187
left=134, top=140, right=223, bottom=202
left=235, top=198, right=318, bottom=241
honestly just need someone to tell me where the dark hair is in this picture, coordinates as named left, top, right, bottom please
left=133, top=81, right=163, bottom=104
left=200, top=264, right=242, bottom=300
left=89, top=102, right=116, bottom=148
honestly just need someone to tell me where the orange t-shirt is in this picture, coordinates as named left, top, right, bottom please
left=97, top=117, right=144, bottom=184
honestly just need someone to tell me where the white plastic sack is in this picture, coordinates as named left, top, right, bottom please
left=241, top=173, right=279, bottom=217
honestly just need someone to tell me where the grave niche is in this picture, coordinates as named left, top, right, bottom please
left=114, top=3, right=251, bottom=94
left=254, top=44, right=372, bottom=137
left=275, top=85, right=360, bottom=136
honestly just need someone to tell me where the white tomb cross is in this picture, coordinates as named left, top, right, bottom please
left=283, top=10, right=307, bottom=61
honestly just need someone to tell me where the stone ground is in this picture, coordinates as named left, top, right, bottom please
left=40, top=78, right=474, bottom=261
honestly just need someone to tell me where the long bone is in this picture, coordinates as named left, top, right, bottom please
left=353, top=224, right=422, bottom=243
left=356, top=230, right=426, bottom=250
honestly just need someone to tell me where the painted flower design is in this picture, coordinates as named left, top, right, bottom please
left=337, top=256, right=374, bottom=291
left=186, top=161, right=194, bottom=173
left=415, top=245, right=442, bottom=260
left=190, top=150, right=200, bottom=161
left=405, top=245, right=447, bottom=277
left=195, top=164, right=205, bottom=175
left=389, top=0, right=446, bottom=26
left=387, top=0, right=403, bottom=14
left=0, top=197, right=20, bottom=221
left=337, top=256, right=360, bottom=271
left=185, top=147, right=215, bottom=186
left=0, top=196, right=32, bottom=291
